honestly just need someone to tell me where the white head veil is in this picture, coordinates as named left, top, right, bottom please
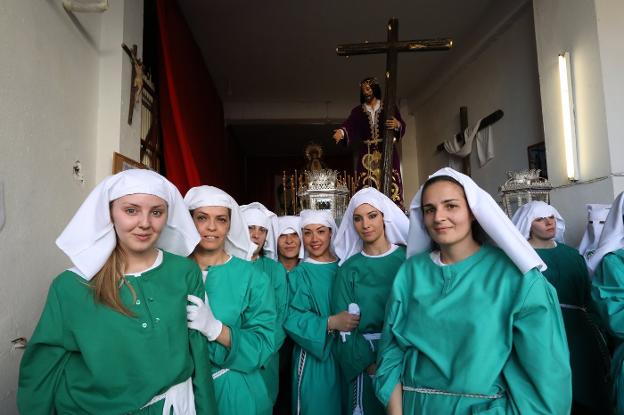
left=276, top=215, right=304, bottom=259
left=56, top=169, right=200, bottom=281
left=511, top=201, right=565, bottom=243
left=299, top=209, right=338, bottom=258
left=588, top=192, right=624, bottom=273
left=578, top=204, right=611, bottom=258
left=407, top=167, right=546, bottom=274
left=184, top=185, right=255, bottom=260
left=334, top=187, right=408, bottom=265
left=241, top=202, right=278, bottom=260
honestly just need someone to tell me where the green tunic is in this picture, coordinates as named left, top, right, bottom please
left=284, top=261, right=342, bottom=415
left=17, top=251, right=217, bottom=415
left=204, top=255, right=276, bottom=415
left=332, top=246, right=406, bottom=415
left=253, top=255, right=289, bottom=404
left=536, top=243, right=610, bottom=412
left=374, top=245, right=571, bottom=414
left=592, top=249, right=624, bottom=414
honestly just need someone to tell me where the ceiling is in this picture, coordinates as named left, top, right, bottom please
left=176, top=0, right=529, bottom=158
left=178, top=0, right=527, bottom=105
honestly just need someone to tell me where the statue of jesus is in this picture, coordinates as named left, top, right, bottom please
left=333, top=77, right=405, bottom=207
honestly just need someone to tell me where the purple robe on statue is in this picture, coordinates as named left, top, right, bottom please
left=338, top=102, right=405, bottom=208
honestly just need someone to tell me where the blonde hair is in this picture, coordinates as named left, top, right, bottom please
left=90, top=242, right=137, bottom=316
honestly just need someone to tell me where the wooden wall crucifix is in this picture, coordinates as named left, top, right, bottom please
left=436, top=108, right=504, bottom=176
left=122, top=43, right=144, bottom=125
left=336, top=18, right=452, bottom=197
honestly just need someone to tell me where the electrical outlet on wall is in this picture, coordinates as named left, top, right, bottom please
left=73, top=160, right=85, bottom=185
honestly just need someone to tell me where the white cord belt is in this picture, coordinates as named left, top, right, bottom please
left=141, top=377, right=196, bottom=415
left=350, top=332, right=382, bottom=414
left=362, top=332, right=381, bottom=351
left=560, top=303, right=586, bottom=311
left=352, top=372, right=365, bottom=415
left=403, top=385, right=504, bottom=400
left=296, top=349, right=307, bottom=415
left=211, top=368, right=230, bottom=380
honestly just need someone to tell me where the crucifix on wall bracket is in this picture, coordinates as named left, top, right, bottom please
left=336, top=18, right=452, bottom=197
left=122, top=43, right=144, bottom=125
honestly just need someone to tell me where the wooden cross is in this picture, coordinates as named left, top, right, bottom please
left=336, top=18, right=452, bottom=196
left=458, top=106, right=471, bottom=176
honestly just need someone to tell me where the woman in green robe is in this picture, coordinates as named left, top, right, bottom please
left=241, top=202, right=289, bottom=406
left=374, top=167, right=571, bottom=414
left=590, top=191, right=624, bottom=414
left=512, top=200, right=611, bottom=414
left=184, top=186, right=277, bottom=415
left=18, top=169, right=218, bottom=414
left=274, top=214, right=304, bottom=413
left=332, top=187, right=409, bottom=415
left=283, top=209, right=360, bottom=415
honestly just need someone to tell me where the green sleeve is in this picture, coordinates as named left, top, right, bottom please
left=187, top=266, right=218, bottom=415
left=272, top=262, right=289, bottom=350
left=573, top=251, right=605, bottom=331
left=209, top=269, right=276, bottom=372
left=331, top=266, right=376, bottom=381
left=373, top=268, right=408, bottom=407
left=503, top=271, right=572, bottom=414
left=283, top=268, right=333, bottom=361
left=576, top=254, right=592, bottom=307
left=592, top=253, right=624, bottom=337
left=17, top=281, right=71, bottom=415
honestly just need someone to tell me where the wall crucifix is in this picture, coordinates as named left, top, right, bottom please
left=122, top=43, right=144, bottom=125
left=436, top=108, right=504, bottom=176
left=336, top=18, right=452, bottom=197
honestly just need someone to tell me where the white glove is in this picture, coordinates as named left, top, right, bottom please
left=187, top=294, right=223, bottom=341
left=340, top=303, right=361, bottom=342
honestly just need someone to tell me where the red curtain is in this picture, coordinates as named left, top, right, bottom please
left=156, top=0, right=241, bottom=196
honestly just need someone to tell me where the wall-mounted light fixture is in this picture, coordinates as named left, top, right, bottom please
left=558, top=52, right=579, bottom=181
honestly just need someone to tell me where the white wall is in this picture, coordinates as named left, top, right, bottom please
left=594, top=0, right=624, bottom=175
left=408, top=4, right=543, bottom=198
left=399, top=99, right=419, bottom=203
left=533, top=0, right=624, bottom=245
left=533, top=0, right=610, bottom=184
left=96, top=0, right=144, bottom=181
left=0, top=1, right=142, bottom=412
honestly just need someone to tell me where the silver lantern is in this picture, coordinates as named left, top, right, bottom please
left=499, top=169, right=552, bottom=218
